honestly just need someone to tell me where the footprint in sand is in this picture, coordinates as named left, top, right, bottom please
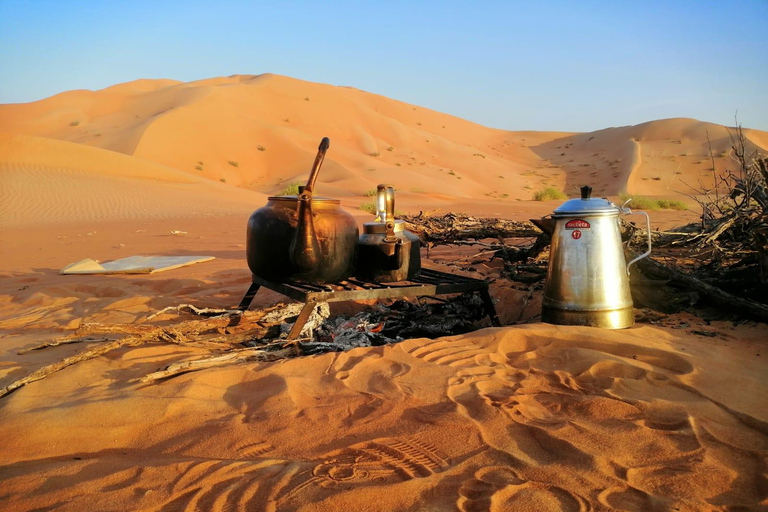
left=154, top=458, right=302, bottom=512
left=155, top=438, right=450, bottom=511
left=399, top=337, right=490, bottom=368
left=597, top=486, right=657, bottom=511
left=446, top=364, right=594, bottom=467
left=457, top=466, right=589, bottom=512
left=457, top=466, right=525, bottom=512
left=283, top=436, right=451, bottom=500
left=235, top=440, right=274, bottom=459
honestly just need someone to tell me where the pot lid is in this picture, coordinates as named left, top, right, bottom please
left=363, top=219, right=406, bottom=234
left=268, top=195, right=340, bottom=204
left=553, top=186, right=618, bottom=215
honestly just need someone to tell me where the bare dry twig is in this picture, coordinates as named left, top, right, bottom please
left=140, top=346, right=293, bottom=382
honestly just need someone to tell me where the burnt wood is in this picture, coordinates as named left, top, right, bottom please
left=237, top=268, right=501, bottom=339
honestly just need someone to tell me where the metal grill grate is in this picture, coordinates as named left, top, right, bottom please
left=237, top=268, right=500, bottom=339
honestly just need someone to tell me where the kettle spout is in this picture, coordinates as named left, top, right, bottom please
left=531, top=217, right=555, bottom=236
left=289, top=193, right=321, bottom=273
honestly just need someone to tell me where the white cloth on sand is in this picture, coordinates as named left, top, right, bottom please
left=60, top=256, right=215, bottom=275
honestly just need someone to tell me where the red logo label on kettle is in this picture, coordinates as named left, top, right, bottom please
left=572, top=230, right=582, bottom=240
left=565, top=219, right=590, bottom=229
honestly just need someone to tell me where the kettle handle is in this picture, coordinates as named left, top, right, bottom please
left=375, top=184, right=396, bottom=224
left=624, top=209, right=652, bottom=275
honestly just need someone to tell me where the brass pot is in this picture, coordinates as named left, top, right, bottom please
left=246, top=138, right=358, bottom=284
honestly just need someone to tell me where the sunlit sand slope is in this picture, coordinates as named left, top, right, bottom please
left=0, top=321, right=765, bottom=511
left=0, top=133, right=265, bottom=227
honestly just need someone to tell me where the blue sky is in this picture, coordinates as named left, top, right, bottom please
left=1, top=0, right=766, bottom=132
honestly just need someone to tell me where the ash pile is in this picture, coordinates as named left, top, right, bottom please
left=267, top=293, right=489, bottom=355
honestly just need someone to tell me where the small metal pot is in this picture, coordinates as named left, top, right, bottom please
left=356, top=184, right=420, bottom=282
left=532, top=186, right=651, bottom=329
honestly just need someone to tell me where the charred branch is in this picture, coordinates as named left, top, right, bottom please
left=401, top=213, right=539, bottom=245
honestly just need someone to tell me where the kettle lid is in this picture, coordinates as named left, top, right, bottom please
left=363, top=218, right=406, bottom=234
left=268, top=195, right=340, bottom=204
left=553, top=186, right=618, bottom=216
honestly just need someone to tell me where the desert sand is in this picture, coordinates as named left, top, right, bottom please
left=1, top=75, right=767, bottom=511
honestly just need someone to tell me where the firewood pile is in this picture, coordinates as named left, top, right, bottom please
left=628, top=129, right=768, bottom=320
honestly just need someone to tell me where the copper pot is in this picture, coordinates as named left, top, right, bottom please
left=246, top=138, right=358, bottom=283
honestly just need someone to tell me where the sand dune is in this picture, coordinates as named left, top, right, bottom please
left=0, top=74, right=551, bottom=201
left=0, top=133, right=266, bottom=227
left=6, top=74, right=764, bottom=206
left=532, top=117, right=768, bottom=197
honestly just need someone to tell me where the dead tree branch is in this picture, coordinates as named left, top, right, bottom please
left=401, top=213, right=539, bottom=244
left=140, top=347, right=293, bottom=382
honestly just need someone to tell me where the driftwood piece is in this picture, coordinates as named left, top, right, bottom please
left=634, top=256, right=768, bottom=322
left=1, top=337, right=148, bottom=398
left=147, top=304, right=242, bottom=320
left=699, top=215, right=739, bottom=247
left=17, top=336, right=111, bottom=355
left=140, top=346, right=293, bottom=382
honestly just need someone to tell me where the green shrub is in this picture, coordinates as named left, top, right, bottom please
left=360, top=202, right=377, bottom=214
left=619, top=194, right=687, bottom=210
left=533, top=187, right=567, bottom=201
left=369, top=152, right=380, bottom=157
left=227, top=160, right=239, bottom=167
left=278, top=182, right=302, bottom=196
left=219, top=178, right=226, bottom=183
left=69, top=121, right=80, bottom=127
left=364, top=189, right=377, bottom=197
left=257, top=145, right=266, bottom=152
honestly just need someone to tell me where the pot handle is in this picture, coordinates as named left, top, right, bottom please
left=624, top=207, right=652, bottom=276
left=375, top=184, right=396, bottom=224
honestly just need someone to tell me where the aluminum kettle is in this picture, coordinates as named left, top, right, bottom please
left=532, top=186, right=651, bottom=329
